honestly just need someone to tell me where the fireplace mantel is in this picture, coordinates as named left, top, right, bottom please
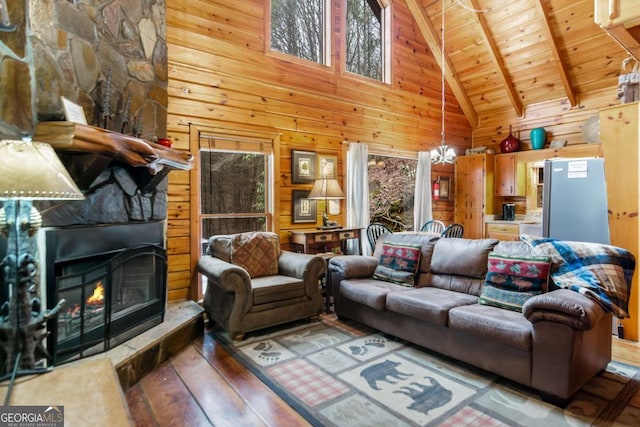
left=34, top=121, right=193, bottom=172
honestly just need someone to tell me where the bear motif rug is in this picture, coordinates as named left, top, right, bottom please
left=212, top=315, right=640, bottom=426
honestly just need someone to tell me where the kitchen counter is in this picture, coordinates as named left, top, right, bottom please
left=485, top=215, right=543, bottom=240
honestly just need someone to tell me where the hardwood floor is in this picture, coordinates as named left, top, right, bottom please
left=126, top=323, right=640, bottom=427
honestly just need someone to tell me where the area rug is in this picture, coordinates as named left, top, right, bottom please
left=211, top=315, right=640, bottom=426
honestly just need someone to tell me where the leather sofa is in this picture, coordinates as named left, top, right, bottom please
left=328, top=232, right=614, bottom=404
left=198, top=231, right=326, bottom=340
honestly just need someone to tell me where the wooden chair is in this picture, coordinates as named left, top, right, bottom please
left=366, top=223, right=392, bottom=252
left=441, top=223, right=464, bottom=238
left=420, top=220, right=445, bottom=235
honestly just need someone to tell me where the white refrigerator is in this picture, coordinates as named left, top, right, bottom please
left=542, top=158, right=610, bottom=244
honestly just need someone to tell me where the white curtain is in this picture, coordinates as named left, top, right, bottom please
left=413, top=151, right=433, bottom=232
left=346, top=142, right=369, bottom=254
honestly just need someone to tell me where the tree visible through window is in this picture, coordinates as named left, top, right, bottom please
left=346, top=0, right=385, bottom=81
left=368, top=155, right=417, bottom=231
left=270, top=0, right=326, bottom=64
left=200, top=151, right=270, bottom=237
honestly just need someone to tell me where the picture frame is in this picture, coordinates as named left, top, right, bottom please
left=292, top=150, right=317, bottom=183
left=439, top=177, right=451, bottom=200
left=292, top=190, right=317, bottom=223
left=317, top=154, right=338, bottom=179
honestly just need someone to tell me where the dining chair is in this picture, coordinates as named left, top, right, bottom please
left=420, top=220, right=445, bottom=235
left=441, top=223, right=464, bottom=238
left=366, top=223, right=392, bottom=252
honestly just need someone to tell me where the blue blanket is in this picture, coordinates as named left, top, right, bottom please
left=521, top=235, right=635, bottom=319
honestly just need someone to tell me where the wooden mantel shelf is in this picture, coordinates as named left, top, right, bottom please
left=34, top=121, right=194, bottom=172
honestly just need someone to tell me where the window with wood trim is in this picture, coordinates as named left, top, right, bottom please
left=346, top=0, right=391, bottom=82
left=270, top=0, right=330, bottom=65
left=199, top=135, right=274, bottom=240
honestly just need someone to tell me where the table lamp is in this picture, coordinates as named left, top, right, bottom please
left=0, top=139, right=84, bottom=395
left=307, top=178, right=345, bottom=229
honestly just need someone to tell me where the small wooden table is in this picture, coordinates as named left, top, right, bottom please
left=288, top=227, right=362, bottom=255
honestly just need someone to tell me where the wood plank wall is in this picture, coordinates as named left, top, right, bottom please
left=165, top=0, right=469, bottom=300
left=164, top=0, right=624, bottom=302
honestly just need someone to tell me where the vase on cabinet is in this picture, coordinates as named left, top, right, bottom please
left=530, top=127, right=546, bottom=150
left=500, top=125, right=520, bottom=153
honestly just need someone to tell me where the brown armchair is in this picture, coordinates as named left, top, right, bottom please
left=197, top=231, right=326, bottom=340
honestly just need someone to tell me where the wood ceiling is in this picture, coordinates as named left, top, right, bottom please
left=405, top=0, right=633, bottom=128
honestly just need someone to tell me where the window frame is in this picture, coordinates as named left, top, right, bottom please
left=343, top=0, right=392, bottom=84
left=266, top=0, right=333, bottom=68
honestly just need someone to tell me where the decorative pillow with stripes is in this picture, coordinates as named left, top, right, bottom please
left=479, top=252, right=551, bottom=312
left=373, top=243, right=422, bottom=287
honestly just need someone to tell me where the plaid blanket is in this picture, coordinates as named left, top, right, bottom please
left=521, top=235, right=636, bottom=318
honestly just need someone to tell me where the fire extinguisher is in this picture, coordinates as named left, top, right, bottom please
left=433, top=176, right=440, bottom=200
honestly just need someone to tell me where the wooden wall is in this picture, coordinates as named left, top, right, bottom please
left=164, top=0, right=625, bottom=302
left=164, top=0, right=468, bottom=300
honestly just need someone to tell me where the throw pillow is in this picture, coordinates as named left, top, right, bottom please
left=231, top=232, right=280, bottom=279
left=520, top=234, right=635, bottom=318
left=478, top=252, right=551, bottom=312
left=373, top=242, right=422, bottom=287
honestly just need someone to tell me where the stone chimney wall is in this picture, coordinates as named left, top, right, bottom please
left=0, top=0, right=167, bottom=142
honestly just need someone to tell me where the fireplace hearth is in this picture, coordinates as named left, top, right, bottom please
left=42, top=221, right=166, bottom=364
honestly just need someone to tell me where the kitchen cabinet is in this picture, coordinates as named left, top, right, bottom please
left=454, top=153, right=495, bottom=239
left=495, top=154, right=525, bottom=196
left=600, top=102, right=640, bottom=341
left=485, top=223, right=520, bottom=241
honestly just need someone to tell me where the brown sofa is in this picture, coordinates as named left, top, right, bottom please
left=198, top=232, right=326, bottom=340
left=328, top=232, right=613, bottom=404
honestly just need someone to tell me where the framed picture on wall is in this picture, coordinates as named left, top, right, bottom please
left=292, top=150, right=317, bottom=183
left=292, top=190, right=317, bottom=223
left=317, top=154, right=337, bottom=179
left=439, top=177, right=451, bottom=200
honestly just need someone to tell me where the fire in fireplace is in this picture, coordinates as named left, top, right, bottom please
left=42, top=222, right=166, bottom=364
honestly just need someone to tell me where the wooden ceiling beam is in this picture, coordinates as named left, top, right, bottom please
left=535, top=0, right=578, bottom=107
left=469, top=0, right=524, bottom=118
left=405, top=0, right=478, bottom=128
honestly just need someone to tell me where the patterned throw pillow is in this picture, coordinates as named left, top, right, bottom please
left=478, top=252, right=551, bottom=312
left=373, top=243, right=422, bottom=287
left=231, top=232, right=280, bottom=278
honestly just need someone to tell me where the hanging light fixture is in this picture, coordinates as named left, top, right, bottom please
left=431, top=0, right=456, bottom=165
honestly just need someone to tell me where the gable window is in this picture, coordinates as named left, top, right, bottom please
left=270, top=0, right=330, bottom=65
left=346, top=0, right=390, bottom=82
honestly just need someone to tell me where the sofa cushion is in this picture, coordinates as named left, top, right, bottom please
left=231, top=232, right=280, bottom=278
left=252, top=275, right=305, bottom=305
left=373, top=242, right=422, bottom=286
left=478, top=253, right=551, bottom=312
left=386, top=288, right=478, bottom=326
left=430, top=238, right=499, bottom=278
left=448, top=304, right=532, bottom=352
left=340, top=279, right=410, bottom=310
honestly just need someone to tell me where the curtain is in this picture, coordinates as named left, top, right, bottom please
left=413, top=151, right=433, bottom=232
left=346, top=142, right=369, bottom=254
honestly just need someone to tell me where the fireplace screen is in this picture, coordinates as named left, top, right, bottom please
left=50, top=244, right=166, bottom=364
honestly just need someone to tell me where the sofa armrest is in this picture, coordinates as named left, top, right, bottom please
left=197, top=255, right=252, bottom=313
left=329, top=255, right=379, bottom=280
left=522, top=289, right=607, bottom=330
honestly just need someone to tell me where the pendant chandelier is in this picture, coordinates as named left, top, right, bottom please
left=431, top=0, right=456, bottom=165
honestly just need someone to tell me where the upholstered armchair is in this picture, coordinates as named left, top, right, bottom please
left=197, top=231, right=326, bottom=340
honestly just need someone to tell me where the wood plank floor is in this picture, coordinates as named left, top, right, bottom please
left=126, top=323, right=640, bottom=427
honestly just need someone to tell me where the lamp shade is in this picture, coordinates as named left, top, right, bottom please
left=307, top=178, right=345, bottom=200
left=0, top=139, right=84, bottom=200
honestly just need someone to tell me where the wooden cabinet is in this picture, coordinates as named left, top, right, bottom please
left=595, top=0, right=640, bottom=61
left=495, top=154, right=525, bottom=196
left=454, top=153, right=495, bottom=239
left=486, top=223, right=520, bottom=241
left=600, top=102, right=640, bottom=341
